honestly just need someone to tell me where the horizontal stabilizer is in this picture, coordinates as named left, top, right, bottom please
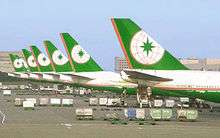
left=124, top=70, right=173, bottom=82
left=65, top=73, right=92, bottom=81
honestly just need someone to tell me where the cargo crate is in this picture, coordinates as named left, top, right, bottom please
left=161, top=109, right=172, bottom=120
left=50, top=98, right=61, bottom=106
left=14, top=98, right=24, bottom=106
left=39, top=98, right=49, bottom=106
left=76, top=108, right=93, bottom=120
left=23, top=101, right=34, bottom=110
left=150, top=108, right=162, bottom=120
left=62, top=99, right=73, bottom=106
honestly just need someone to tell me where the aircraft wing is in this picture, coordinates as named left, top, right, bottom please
left=64, top=73, right=93, bottom=81
left=123, top=70, right=173, bottom=85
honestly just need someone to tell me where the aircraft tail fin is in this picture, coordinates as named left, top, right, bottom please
left=44, top=40, right=74, bottom=72
left=22, top=49, right=39, bottom=72
left=60, top=33, right=103, bottom=72
left=30, top=46, right=54, bottom=72
left=111, top=18, right=188, bottom=70
left=9, top=54, right=28, bottom=72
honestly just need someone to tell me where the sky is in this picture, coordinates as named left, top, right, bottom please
left=0, top=0, right=220, bottom=70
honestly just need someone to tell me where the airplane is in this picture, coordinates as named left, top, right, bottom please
left=45, top=34, right=184, bottom=98
left=45, top=34, right=138, bottom=93
left=8, top=35, right=137, bottom=94
left=9, top=33, right=186, bottom=99
left=111, top=18, right=220, bottom=103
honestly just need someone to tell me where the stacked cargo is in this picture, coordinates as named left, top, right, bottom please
left=154, top=100, right=163, bottom=107
left=14, top=98, right=24, bottom=106
left=3, top=90, right=11, bottom=96
left=186, top=110, right=198, bottom=120
left=179, top=97, right=190, bottom=108
left=62, top=99, right=73, bottom=106
left=39, top=98, right=49, bottom=106
left=135, top=109, right=146, bottom=120
left=50, top=98, right=61, bottom=106
left=124, top=108, right=136, bottom=120
left=165, top=100, right=175, bottom=108
left=161, top=109, right=173, bottom=120
left=150, top=108, right=173, bottom=120
left=124, top=108, right=145, bottom=120
left=23, top=101, right=34, bottom=110
left=99, top=98, right=108, bottom=106
left=177, top=109, right=198, bottom=121
left=89, top=98, right=98, bottom=106
left=149, top=108, right=161, bottom=120
left=107, top=98, right=121, bottom=107
left=25, top=98, right=37, bottom=105
left=76, top=108, right=93, bottom=120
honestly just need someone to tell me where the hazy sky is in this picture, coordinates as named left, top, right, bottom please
left=0, top=0, right=220, bottom=70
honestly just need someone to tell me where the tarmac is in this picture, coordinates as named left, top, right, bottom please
left=0, top=91, right=220, bottom=138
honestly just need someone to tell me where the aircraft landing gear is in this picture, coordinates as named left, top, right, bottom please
left=137, top=86, right=152, bottom=108
left=120, top=88, right=128, bottom=107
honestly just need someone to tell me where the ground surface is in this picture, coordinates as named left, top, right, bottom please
left=0, top=92, right=220, bottom=138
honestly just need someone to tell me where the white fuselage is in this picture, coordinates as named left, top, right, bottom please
left=9, top=71, right=137, bottom=89
left=72, top=71, right=137, bottom=88
left=132, top=69, right=220, bottom=91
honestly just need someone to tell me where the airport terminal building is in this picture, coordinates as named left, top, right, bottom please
left=115, top=57, right=220, bottom=72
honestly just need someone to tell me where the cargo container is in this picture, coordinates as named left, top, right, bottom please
left=165, top=100, right=175, bottom=108
left=182, top=104, right=190, bottom=108
left=23, top=101, right=34, bottom=109
left=107, top=98, right=113, bottom=106
left=79, top=90, right=84, bottom=95
left=62, top=99, right=73, bottom=106
left=136, top=108, right=145, bottom=119
left=39, top=98, right=49, bottom=106
left=180, top=97, right=189, bottom=103
left=89, top=98, right=98, bottom=106
left=150, top=108, right=173, bottom=120
left=124, top=108, right=136, bottom=119
left=25, top=98, right=37, bottom=105
left=50, top=98, right=61, bottom=106
left=186, top=110, right=198, bottom=120
left=14, top=98, right=24, bottom=106
left=154, top=100, right=163, bottom=107
left=177, top=109, right=187, bottom=121
left=99, top=98, right=108, bottom=106
left=107, top=98, right=121, bottom=107
left=150, top=108, right=162, bottom=120
left=76, top=108, right=93, bottom=120
left=177, top=109, right=198, bottom=121
left=161, top=109, right=173, bottom=120
left=3, top=90, right=11, bottom=96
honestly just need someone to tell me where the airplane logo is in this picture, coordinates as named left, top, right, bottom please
left=71, top=45, right=90, bottom=64
left=130, top=30, right=165, bottom=65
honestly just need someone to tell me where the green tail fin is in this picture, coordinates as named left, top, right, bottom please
left=111, top=18, right=188, bottom=70
left=30, top=46, right=54, bottom=72
left=22, top=49, right=39, bottom=72
left=60, top=33, right=103, bottom=72
left=9, top=54, right=28, bottom=72
left=44, top=40, right=74, bottom=72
